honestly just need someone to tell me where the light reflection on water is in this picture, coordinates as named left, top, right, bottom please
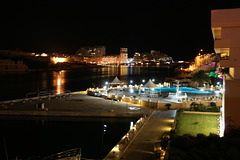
left=0, top=65, right=174, bottom=100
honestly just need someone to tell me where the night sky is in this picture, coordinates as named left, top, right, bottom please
left=1, top=0, right=240, bottom=60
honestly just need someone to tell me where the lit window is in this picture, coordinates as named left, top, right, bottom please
left=212, top=27, right=222, bottom=40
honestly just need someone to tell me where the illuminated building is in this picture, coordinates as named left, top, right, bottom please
left=211, top=8, right=240, bottom=135
left=102, top=56, right=119, bottom=64
left=133, top=52, right=142, bottom=63
left=0, top=59, right=28, bottom=71
left=188, top=53, right=219, bottom=73
left=0, top=49, right=34, bottom=57
left=150, top=50, right=169, bottom=62
left=120, top=48, right=128, bottom=64
left=75, top=46, right=106, bottom=63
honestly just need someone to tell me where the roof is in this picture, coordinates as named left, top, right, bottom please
left=143, top=79, right=156, bottom=88
left=110, top=76, right=123, bottom=84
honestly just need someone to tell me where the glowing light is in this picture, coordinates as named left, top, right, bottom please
left=57, top=79, right=61, bottom=86
left=105, top=82, right=108, bottom=85
left=130, top=88, right=134, bottom=93
left=152, top=79, right=155, bottom=82
left=52, top=57, right=67, bottom=64
left=41, top=53, right=48, bottom=57
left=142, top=79, right=145, bottom=83
left=217, top=82, right=220, bottom=85
left=112, top=145, right=120, bottom=152
left=200, top=89, right=204, bottom=91
left=130, top=121, right=134, bottom=129
left=128, top=107, right=140, bottom=110
left=130, top=80, right=133, bottom=83
left=165, top=119, right=174, bottom=123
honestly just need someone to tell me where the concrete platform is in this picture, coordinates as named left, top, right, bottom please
left=0, top=94, right=152, bottom=118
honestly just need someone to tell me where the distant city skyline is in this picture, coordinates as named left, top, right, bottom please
left=1, top=0, right=240, bottom=60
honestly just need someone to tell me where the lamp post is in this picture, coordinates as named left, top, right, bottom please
left=130, top=88, right=134, bottom=98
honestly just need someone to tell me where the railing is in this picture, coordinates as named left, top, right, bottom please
left=104, top=109, right=155, bottom=160
left=26, top=89, right=71, bottom=98
left=42, top=148, right=81, bottom=160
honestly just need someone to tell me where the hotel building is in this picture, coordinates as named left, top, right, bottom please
left=211, top=8, right=240, bottom=135
left=75, top=46, right=106, bottom=63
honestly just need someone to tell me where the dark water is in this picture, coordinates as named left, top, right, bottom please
left=0, top=116, right=138, bottom=159
left=0, top=65, right=175, bottom=101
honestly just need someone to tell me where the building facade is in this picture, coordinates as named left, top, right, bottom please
left=0, top=59, right=28, bottom=71
left=211, top=8, right=240, bottom=135
left=120, top=48, right=128, bottom=64
left=75, top=46, right=106, bottom=63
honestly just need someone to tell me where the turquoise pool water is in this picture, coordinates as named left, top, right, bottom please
left=137, top=87, right=212, bottom=94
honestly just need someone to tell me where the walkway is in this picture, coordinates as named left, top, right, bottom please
left=107, top=110, right=176, bottom=160
left=119, top=110, right=176, bottom=160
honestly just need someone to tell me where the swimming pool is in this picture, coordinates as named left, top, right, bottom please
left=137, top=87, right=212, bottom=94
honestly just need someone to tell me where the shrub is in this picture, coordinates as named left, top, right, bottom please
left=211, top=106, right=219, bottom=112
left=196, top=104, right=206, bottom=112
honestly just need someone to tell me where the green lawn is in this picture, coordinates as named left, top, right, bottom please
left=176, top=113, right=219, bottom=136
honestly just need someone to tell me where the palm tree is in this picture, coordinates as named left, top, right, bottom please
left=191, top=70, right=210, bottom=87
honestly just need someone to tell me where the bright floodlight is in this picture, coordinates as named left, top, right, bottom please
left=105, top=82, right=108, bottom=85
left=142, top=79, right=145, bottom=83
left=130, top=88, right=134, bottom=93
left=130, top=80, right=133, bottom=83
left=152, top=79, right=155, bottom=82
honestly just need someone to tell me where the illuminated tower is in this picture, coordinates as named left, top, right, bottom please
left=120, top=48, right=128, bottom=64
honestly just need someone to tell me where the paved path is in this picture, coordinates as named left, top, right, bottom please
left=119, top=110, right=176, bottom=160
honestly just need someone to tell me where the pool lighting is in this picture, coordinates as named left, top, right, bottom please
left=200, top=88, right=204, bottom=91
left=215, top=90, right=220, bottom=94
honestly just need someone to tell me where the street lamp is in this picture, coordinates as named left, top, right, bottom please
left=142, top=79, right=145, bottom=83
left=152, top=79, right=155, bottom=82
left=130, top=80, right=133, bottom=84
